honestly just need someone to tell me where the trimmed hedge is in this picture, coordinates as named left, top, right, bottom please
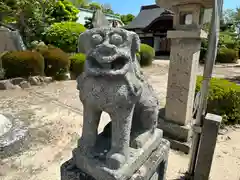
left=40, top=47, right=70, bottom=78
left=69, top=53, right=86, bottom=77
left=200, top=37, right=239, bottom=64
left=139, top=44, right=155, bottom=66
left=196, top=76, right=240, bottom=124
left=216, top=47, right=239, bottom=63
left=2, top=51, right=44, bottom=78
left=43, top=22, right=86, bottom=52
left=200, top=47, right=239, bottom=64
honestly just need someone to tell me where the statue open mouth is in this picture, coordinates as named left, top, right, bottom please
left=88, top=56, right=129, bottom=71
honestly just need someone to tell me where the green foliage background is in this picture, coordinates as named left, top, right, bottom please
left=196, top=76, right=240, bottom=125
left=43, top=22, right=86, bottom=52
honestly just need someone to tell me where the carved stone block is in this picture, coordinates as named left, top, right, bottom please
left=61, top=138, right=170, bottom=180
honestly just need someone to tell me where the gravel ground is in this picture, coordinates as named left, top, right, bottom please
left=0, top=61, right=239, bottom=180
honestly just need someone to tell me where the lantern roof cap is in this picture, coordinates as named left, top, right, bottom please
left=155, top=0, right=214, bottom=9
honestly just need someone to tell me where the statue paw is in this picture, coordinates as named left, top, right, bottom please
left=106, top=151, right=126, bottom=170
left=131, top=130, right=154, bottom=149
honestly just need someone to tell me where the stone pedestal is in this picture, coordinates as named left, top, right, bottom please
left=61, top=129, right=170, bottom=180
left=158, top=30, right=207, bottom=153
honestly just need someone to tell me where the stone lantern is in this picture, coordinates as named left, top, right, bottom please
left=157, top=0, right=213, bottom=29
left=156, top=0, right=213, bottom=152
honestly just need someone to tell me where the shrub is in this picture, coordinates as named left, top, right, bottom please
left=69, top=53, right=86, bottom=77
left=43, top=22, right=86, bottom=52
left=2, top=51, right=44, bottom=78
left=139, top=44, right=155, bottom=66
left=196, top=76, right=240, bottom=124
left=199, top=47, right=239, bottom=64
left=219, top=32, right=237, bottom=49
left=216, top=48, right=238, bottom=63
left=200, top=35, right=239, bottom=63
left=41, top=47, right=70, bottom=78
left=30, top=41, right=47, bottom=50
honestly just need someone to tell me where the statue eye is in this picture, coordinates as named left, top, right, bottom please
left=92, top=34, right=103, bottom=45
left=110, top=33, right=123, bottom=45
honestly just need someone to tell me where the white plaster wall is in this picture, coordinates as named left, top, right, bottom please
left=154, top=37, right=161, bottom=51
left=77, top=11, right=92, bottom=25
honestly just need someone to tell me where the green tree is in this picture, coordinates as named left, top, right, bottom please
left=120, top=14, right=135, bottom=25
left=44, top=22, right=86, bottom=52
left=86, top=2, right=101, bottom=10
left=49, top=0, right=79, bottom=22
left=0, top=0, right=79, bottom=46
left=223, top=9, right=236, bottom=24
left=235, top=8, right=240, bottom=38
left=70, top=0, right=89, bottom=8
left=222, top=8, right=240, bottom=37
left=0, top=0, right=52, bottom=44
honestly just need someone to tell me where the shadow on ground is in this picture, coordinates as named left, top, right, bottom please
left=225, top=76, right=240, bottom=86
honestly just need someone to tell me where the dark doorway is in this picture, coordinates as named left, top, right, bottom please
left=140, top=37, right=154, bottom=47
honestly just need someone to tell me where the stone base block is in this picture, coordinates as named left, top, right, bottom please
left=61, top=138, right=170, bottom=180
left=164, top=137, right=191, bottom=154
left=72, top=129, right=165, bottom=180
left=158, top=115, right=192, bottom=154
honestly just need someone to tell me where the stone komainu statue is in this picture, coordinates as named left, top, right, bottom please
left=77, top=27, right=160, bottom=169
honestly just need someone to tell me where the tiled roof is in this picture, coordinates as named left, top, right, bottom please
left=124, top=5, right=172, bottom=29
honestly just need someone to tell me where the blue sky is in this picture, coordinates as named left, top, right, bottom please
left=93, top=0, right=240, bottom=15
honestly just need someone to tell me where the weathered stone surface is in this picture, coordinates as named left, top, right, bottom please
left=10, top=77, right=26, bottom=85
left=19, top=81, right=31, bottom=89
left=0, top=26, right=26, bottom=53
left=92, top=9, right=109, bottom=28
left=0, top=80, right=17, bottom=90
left=0, top=114, right=12, bottom=136
left=65, top=73, right=71, bottom=80
left=155, top=33, right=202, bottom=153
left=14, top=85, right=22, bottom=89
left=61, top=138, right=170, bottom=180
left=61, top=27, right=169, bottom=180
left=61, top=159, right=95, bottom=180
left=28, top=76, right=42, bottom=85
left=43, top=77, right=53, bottom=83
left=164, top=137, right=191, bottom=154
left=158, top=117, right=192, bottom=142
left=29, top=76, right=52, bottom=85
left=76, top=27, right=160, bottom=170
left=73, top=129, right=163, bottom=180
left=165, top=37, right=201, bottom=126
left=194, top=113, right=222, bottom=180
left=0, top=114, right=28, bottom=157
